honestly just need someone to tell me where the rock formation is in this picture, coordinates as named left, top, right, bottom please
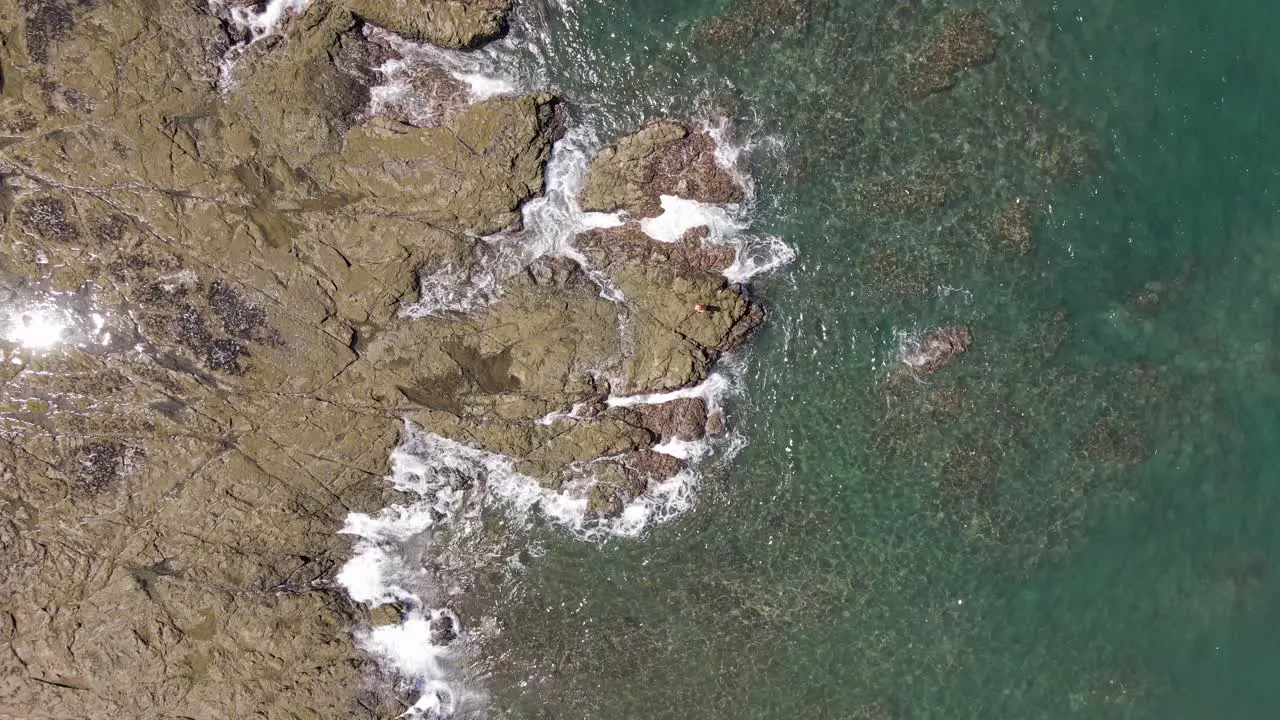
left=0, top=1, right=769, bottom=716
left=995, top=198, right=1033, bottom=253
left=580, top=120, right=744, bottom=216
left=904, top=9, right=998, bottom=96
left=900, top=326, right=973, bottom=375
left=341, top=0, right=513, bottom=49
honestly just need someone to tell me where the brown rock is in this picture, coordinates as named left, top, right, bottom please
left=584, top=461, right=646, bottom=519
left=580, top=121, right=743, bottom=217
left=615, top=397, right=709, bottom=441
left=352, top=25, right=470, bottom=128
left=0, top=1, right=567, bottom=716
left=321, top=92, right=563, bottom=235
left=575, top=222, right=738, bottom=275
left=901, top=326, right=973, bottom=375
left=340, top=0, right=513, bottom=49
left=696, top=0, right=812, bottom=48
left=1, top=0, right=780, bottom=711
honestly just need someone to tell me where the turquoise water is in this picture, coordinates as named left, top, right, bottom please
left=483, top=1, right=1280, bottom=717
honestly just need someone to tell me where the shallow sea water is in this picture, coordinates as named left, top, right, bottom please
left=474, top=0, right=1280, bottom=717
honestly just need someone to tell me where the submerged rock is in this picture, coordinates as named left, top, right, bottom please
left=856, top=174, right=950, bottom=215
left=696, top=0, right=813, bottom=48
left=994, top=198, right=1033, bottom=253
left=904, top=9, right=998, bottom=96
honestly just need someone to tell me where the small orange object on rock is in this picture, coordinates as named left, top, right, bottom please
left=694, top=303, right=708, bottom=313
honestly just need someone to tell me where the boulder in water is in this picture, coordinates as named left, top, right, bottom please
left=901, top=326, right=973, bottom=375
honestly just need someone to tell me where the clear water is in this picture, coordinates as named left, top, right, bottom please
left=476, top=0, right=1280, bottom=716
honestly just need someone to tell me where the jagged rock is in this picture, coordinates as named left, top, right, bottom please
left=351, top=25, right=471, bottom=128
left=584, top=451, right=683, bottom=519
left=904, top=9, right=997, bottom=96
left=613, top=261, right=759, bottom=392
left=901, top=326, right=973, bottom=375
left=517, top=419, right=654, bottom=482
left=584, top=461, right=646, bottom=519
left=574, top=217, right=762, bottom=394
left=369, top=603, right=403, bottom=627
left=0, top=0, right=776, bottom=713
left=341, top=0, right=513, bottom=49
left=576, top=223, right=738, bottom=275
left=613, top=397, right=709, bottom=441
left=580, top=121, right=743, bottom=217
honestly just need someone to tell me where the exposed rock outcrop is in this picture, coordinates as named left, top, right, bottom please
left=580, top=121, right=743, bottom=217
left=0, top=1, right=558, bottom=716
left=341, top=0, right=513, bottom=49
left=614, top=397, right=709, bottom=441
left=0, top=1, right=774, bottom=717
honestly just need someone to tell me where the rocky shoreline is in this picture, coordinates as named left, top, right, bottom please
left=1, top=1, right=771, bottom=716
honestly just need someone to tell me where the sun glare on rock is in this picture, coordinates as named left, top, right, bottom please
left=6, top=307, right=67, bottom=350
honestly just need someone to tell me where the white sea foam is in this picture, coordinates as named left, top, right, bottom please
left=706, top=118, right=757, bottom=200
left=228, top=0, right=311, bottom=42
left=606, top=372, right=731, bottom=409
left=365, top=26, right=518, bottom=112
left=401, top=128, right=625, bottom=317
left=605, top=368, right=741, bottom=475
left=209, top=0, right=312, bottom=91
left=639, top=195, right=746, bottom=244
left=725, top=235, right=798, bottom=284
left=335, top=418, right=732, bottom=715
left=653, top=438, right=712, bottom=462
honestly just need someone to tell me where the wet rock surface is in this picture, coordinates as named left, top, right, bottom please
left=580, top=121, right=744, bottom=217
left=614, top=397, right=710, bottom=441
left=341, top=0, right=513, bottom=49
left=900, top=326, right=973, bottom=375
left=0, top=1, right=769, bottom=716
